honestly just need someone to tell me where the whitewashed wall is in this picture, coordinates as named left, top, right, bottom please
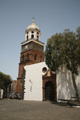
left=56, top=66, right=80, bottom=102
left=24, top=62, right=47, bottom=101
left=24, top=62, right=80, bottom=102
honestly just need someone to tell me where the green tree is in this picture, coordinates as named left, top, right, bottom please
left=76, top=27, right=80, bottom=39
left=45, top=28, right=80, bottom=101
left=0, top=72, right=12, bottom=96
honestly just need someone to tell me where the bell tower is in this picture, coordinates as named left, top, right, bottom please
left=16, top=19, right=44, bottom=94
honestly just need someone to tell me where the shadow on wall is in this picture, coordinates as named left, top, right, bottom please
left=57, top=66, right=75, bottom=101
left=76, top=67, right=80, bottom=97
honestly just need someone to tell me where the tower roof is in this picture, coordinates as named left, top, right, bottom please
left=27, top=19, right=39, bottom=30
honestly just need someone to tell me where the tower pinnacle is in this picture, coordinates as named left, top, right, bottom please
left=32, top=17, right=35, bottom=24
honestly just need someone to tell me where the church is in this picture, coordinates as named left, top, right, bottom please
left=16, top=19, right=80, bottom=101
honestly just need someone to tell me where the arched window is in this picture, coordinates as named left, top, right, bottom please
left=22, top=55, right=24, bottom=62
left=32, top=31, right=34, bottom=33
left=37, top=36, right=39, bottom=40
left=31, top=34, right=34, bottom=39
left=34, top=54, right=37, bottom=60
left=40, top=56, right=42, bottom=62
left=27, top=35, right=28, bottom=40
left=26, top=53, right=29, bottom=61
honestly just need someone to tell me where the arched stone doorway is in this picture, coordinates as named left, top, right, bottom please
left=42, top=69, right=57, bottom=101
left=45, top=81, right=54, bottom=101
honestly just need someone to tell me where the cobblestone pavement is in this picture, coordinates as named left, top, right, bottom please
left=0, top=99, right=80, bottom=120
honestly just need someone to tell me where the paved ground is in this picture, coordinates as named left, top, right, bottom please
left=0, top=99, right=80, bottom=120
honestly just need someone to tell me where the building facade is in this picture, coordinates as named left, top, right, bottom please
left=24, top=62, right=56, bottom=101
left=17, top=20, right=80, bottom=101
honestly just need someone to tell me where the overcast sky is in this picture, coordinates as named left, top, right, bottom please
left=0, top=0, right=80, bottom=80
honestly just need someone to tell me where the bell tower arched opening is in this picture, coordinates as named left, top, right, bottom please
left=31, top=34, right=34, bottom=39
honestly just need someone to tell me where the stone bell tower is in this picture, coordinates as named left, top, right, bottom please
left=16, top=19, right=44, bottom=94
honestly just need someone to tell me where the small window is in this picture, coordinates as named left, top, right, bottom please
left=27, top=54, right=29, bottom=60
left=22, top=55, right=24, bottom=62
left=42, top=67, right=47, bottom=73
left=40, top=56, right=42, bottom=62
left=34, top=54, right=37, bottom=60
left=37, top=32, right=39, bottom=34
left=37, top=36, right=39, bottom=40
left=27, top=32, right=28, bottom=34
left=30, top=86, right=32, bottom=92
left=27, top=35, right=28, bottom=40
left=32, top=31, right=34, bottom=33
left=31, top=35, right=34, bottom=39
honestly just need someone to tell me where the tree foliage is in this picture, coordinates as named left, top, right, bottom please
left=45, top=27, right=80, bottom=101
left=76, top=27, right=80, bottom=39
left=0, top=72, right=12, bottom=89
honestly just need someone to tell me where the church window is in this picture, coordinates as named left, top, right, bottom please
left=30, top=86, right=32, bottom=92
left=22, top=55, right=24, bottom=62
left=27, top=35, right=28, bottom=40
left=37, top=35, right=39, bottom=40
left=34, top=54, right=37, bottom=60
left=27, top=32, right=28, bottom=34
left=31, top=34, right=34, bottom=39
left=42, top=67, right=47, bottom=73
left=37, top=32, right=39, bottom=34
left=40, top=56, right=42, bottom=62
left=26, top=53, right=29, bottom=61
left=32, top=31, right=34, bottom=33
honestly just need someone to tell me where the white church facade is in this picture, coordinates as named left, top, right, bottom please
left=24, top=62, right=48, bottom=101
left=17, top=19, right=80, bottom=102
left=24, top=62, right=80, bottom=101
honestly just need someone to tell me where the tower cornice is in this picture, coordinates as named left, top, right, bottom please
left=21, top=39, right=44, bottom=46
